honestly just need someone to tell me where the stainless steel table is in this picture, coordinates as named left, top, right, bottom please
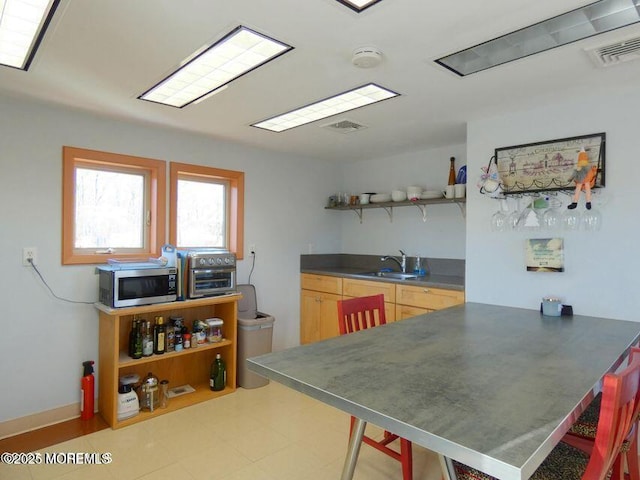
left=247, top=303, right=640, bottom=480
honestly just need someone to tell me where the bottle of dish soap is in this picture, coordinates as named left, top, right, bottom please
left=413, top=255, right=426, bottom=277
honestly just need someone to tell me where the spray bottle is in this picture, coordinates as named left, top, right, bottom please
left=81, top=360, right=95, bottom=420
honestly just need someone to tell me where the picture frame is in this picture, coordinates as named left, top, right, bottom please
left=525, top=238, right=564, bottom=273
left=495, top=132, right=605, bottom=195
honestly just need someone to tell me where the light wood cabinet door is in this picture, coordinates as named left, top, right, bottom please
left=396, top=284, right=464, bottom=311
left=300, top=289, right=342, bottom=344
left=319, top=292, right=342, bottom=340
left=342, top=278, right=396, bottom=322
left=300, top=289, right=321, bottom=344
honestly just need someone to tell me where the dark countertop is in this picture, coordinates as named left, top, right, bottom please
left=301, top=266, right=464, bottom=291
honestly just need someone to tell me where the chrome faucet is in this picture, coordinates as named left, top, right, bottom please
left=381, top=250, right=407, bottom=273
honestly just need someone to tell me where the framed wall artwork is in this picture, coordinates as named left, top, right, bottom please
left=525, top=238, right=564, bottom=273
left=495, top=132, right=605, bottom=195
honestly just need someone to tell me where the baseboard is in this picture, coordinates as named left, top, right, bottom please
left=0, top=402, right=91, bottom=440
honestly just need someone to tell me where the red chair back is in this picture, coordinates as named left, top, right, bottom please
left=337, top=294, right=386, bottom=335
left=583, top=350, right=640, bottom=480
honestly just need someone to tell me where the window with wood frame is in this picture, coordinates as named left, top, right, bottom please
left=62, top=146, right=166, bottom=265
left=169, top=162, right=244, bottom=259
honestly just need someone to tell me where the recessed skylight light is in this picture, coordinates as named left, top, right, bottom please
left=251, top=83, right=399, bottom=133
left=435, top=0, right=640, bottom=76
left=139, top=26, right=293, bottom=108
left=335, top=0, right=384, bottom=13
left=0, top=0, right=60, bottom=70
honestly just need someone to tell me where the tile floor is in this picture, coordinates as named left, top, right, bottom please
left=0, top=382, right=444, bottom=480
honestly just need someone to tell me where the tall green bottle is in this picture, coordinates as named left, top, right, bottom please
left=210, top=353, right=226, bottom=391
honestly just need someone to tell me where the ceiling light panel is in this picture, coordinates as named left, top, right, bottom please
left=0, top=0, right=60, bottom=70
left=435, top=0, right=640, bottom=76
left=335, top=0, right=384, bottom=13
left=139, top=26, right=293, bottom=108
left=252, top=83, right=399, bottom=132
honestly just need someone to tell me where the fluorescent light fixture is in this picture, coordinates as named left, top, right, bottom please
left=139, top=25, right=293, bottom=108
left=435, top=0, right=640, bottom=76
left=252, top=83, right=399, bottom=133
left=0, top=0, right=60, bottom=70
left=335, top=0, right=384, bottom=13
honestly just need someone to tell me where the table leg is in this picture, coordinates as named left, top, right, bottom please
left=438, top=454, right=457, bottom=480
left=340, top=417, right=366, bottom=480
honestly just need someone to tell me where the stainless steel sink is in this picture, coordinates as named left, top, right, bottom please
left=358, top=271, right=418, bottom=280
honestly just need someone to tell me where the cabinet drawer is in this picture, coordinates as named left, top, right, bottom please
left=342, top=278, right=396, bottom=303
left=396, top=304, right=431, bottom=321
left=301, top=273, right=343, bottom=295
left=396, top=284, right=464, bottom=310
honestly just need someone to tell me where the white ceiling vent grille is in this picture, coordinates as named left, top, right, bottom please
left=321, top=119, right=368, bottom=134
left=586, top=36, right=640, bottom=67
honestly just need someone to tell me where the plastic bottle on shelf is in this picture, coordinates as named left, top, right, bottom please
left=210, top=354, right=226, bottom=392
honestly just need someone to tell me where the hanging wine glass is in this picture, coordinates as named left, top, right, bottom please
left=562, top=209, right=581, bottom=231
left=582, top=208, right=602, bottom=231
left=505, top=197, right=523, bottom=230
left=542, top=197, right=562, bottom=230
left=490, top=199, right=508, bottom=231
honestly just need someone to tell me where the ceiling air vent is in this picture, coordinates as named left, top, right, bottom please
left=321, top=119, right=368, bottom=134
left=586, top=36, right=640, bottom=67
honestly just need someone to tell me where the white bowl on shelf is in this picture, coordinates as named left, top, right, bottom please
left=420, top=190, right=443, bottom=200
left=407, top=186, right=422, bottom=201
left=391, top=190, right=407, bottom=202
left=370, top=193, right=391, bottom=203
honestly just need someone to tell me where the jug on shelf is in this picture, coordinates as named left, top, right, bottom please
left=140, top=372, right=160, bottom=412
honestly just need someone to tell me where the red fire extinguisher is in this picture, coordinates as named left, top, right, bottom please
left=81, top=360, right=95, bottom=420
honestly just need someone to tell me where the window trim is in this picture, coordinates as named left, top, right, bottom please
left=169, top=162, right=244, bottom=259
left=62, top=146, right=166, bottom=265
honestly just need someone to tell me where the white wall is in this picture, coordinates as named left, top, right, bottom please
left=466, top=86, right=639, bottom=319
left=338, top=144, right=467, bottom=259
left=0, top=94, right=340, bottom=422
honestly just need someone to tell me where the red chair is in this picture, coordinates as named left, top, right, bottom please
left=453, top=349, right=640, bottom=480
left=564, top=347, right=640, bottom=480
left=337, top=294, right=413, bottom=480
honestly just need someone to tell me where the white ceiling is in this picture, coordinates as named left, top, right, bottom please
left=1, top=0, right=639, bottom=162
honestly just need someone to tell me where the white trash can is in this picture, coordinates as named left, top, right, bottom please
left=236, top=284, right=275, bottom=389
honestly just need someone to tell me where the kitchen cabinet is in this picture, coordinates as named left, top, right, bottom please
left=301, top=273, right=464, bottom=343
left=95, top=294, right=239, bottom=429
left=342, top=278, right=396, bottom=322
left=300, top=274, right=342, bottom=344
left=395, top=284, right=465, bottom=320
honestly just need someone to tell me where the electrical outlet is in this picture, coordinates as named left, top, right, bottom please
left=249, top=244, right=256, bottom=255
left=23, top=247, right=37, bottom=266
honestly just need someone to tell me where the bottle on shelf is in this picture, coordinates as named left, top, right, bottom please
left=128, top=319, right=138, bottom=358
left=448, top=156, right=456, bottom=185
left=166, top=317, right=175, bottom=352
left=142, top=320, right=153, bottom=357
left=153, top=316, right=166, bottom=355
left=133, top=321, right=143, bottom=359
left=129, top=319, right=143, bottom=359
left=210, top=353, right=226, bottom=392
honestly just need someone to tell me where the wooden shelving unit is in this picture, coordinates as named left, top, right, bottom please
left=95, top=294, right=240, bottom=429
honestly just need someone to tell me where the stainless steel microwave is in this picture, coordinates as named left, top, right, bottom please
left=98, top=266, right=177, bottom=308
